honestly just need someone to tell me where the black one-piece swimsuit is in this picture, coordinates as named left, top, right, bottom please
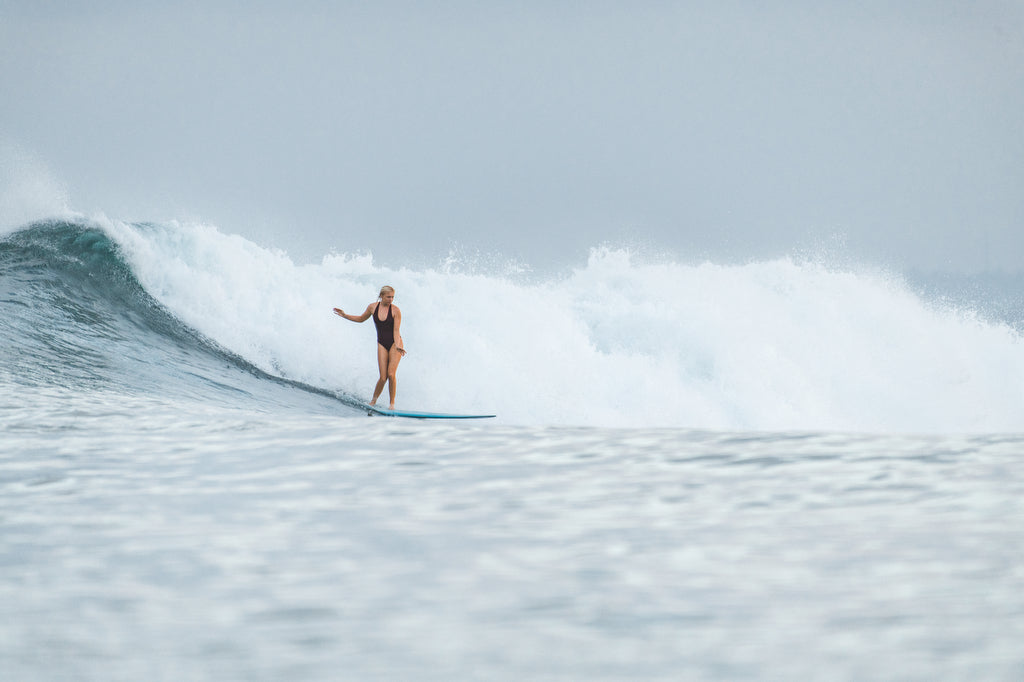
left=372, top=303, right=395, bottom=350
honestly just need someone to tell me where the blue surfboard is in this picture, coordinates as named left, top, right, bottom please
left=363, top=403, right=495, bottom=419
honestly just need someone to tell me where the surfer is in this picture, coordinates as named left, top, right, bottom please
left=333, top=286, right=406, bottom=409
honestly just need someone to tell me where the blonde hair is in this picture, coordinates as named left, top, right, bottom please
left=378, top=285, right=395, bottom=299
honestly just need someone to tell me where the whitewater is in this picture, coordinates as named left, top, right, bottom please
left=13, top=214, right=1023, bottom=432
left=3, top=216, right=1024, bottom=680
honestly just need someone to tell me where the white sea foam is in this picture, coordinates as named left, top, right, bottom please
left=105, top=218, right=1024, bottom=432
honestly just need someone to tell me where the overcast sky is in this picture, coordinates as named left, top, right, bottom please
left=2, top=0, right=1022, bottom=272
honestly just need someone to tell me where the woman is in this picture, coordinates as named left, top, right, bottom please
left=333, top=285, right=406, bottom=409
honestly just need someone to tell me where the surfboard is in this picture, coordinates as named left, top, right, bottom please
left=362, top=403, right=495, bottom=419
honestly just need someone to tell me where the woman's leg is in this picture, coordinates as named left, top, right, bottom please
left=370, top=344, right=389, bottom=405
left=385, top=345, right=403, bottom=408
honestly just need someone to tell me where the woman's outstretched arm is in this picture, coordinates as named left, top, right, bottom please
left=333, top=303, right=374, bottom=322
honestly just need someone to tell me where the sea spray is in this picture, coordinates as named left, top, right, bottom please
left=0, top=142, right=71, bottom=236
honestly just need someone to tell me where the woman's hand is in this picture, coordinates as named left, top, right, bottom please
left=333, top=308, right=344, bottom=317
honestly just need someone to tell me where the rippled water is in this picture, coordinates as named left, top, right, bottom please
left=3, top=392, right=1023, bottom=680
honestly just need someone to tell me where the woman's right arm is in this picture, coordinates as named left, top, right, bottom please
left=333, top=303, right=374, bottom=322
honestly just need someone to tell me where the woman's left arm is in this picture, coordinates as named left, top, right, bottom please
left=393, top=306, right=406, bottom=355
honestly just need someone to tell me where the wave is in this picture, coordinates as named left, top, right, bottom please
left=0, top=220, right=348, bottom=414
left=4, top=217, right=1024, bottom=432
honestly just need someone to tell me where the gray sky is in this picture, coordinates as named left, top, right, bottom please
left=2, top=0, right=1022, bottom=272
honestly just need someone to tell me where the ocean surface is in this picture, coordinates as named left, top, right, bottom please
left=3, top=217, right=1024, bottom=680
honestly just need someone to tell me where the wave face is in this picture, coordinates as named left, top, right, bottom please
left=4, top=217, right=1024, bottom=431
left=0, top=220, right=344, bottom=414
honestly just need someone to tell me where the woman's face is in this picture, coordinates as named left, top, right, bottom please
left=381, top=291, right=395, bottom=305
